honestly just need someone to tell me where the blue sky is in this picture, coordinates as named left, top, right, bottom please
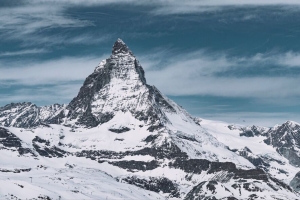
left=1, top=0, right=300, bottom=126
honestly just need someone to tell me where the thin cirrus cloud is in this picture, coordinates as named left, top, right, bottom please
left=1, top=0, right=299, bottom=33
left=149, top=1, right=300, bottom=15
left=18, top=34, right=111, bottom=47
left=0, top=4, right=94, bottom=45
left=1, top=0, right=299, bottom=46
left=141, top=50, right=300, bottom=98
left=23, top=0, right=300, bottom=15
left=0, top=5, right=91, bottom=32
left=0, top=49, right=49, bottom=57
left=0, top=56, right=107, bottom=105
left=0, top=56, right=107, bottom=85
left=27, top=0, right=300, bottom=6
left=0, top=3, right=110, bottom=47
left=0, top=84, right=82, bottom=105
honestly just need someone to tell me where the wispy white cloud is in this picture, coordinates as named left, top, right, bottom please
left=0, top=55, right=108, bottom=85
left=0, top=3, right=95, bottom=45
left=0, top=0, right=298, bottom=46
left=277, top=52, right=300, bottom=67
left=24, top=0, right=300, bottom=15
left=0, top=55, right=108, bottom=105
left=140, top=50, right=300, bottom=98
left=18, top=33, right=111, bottom=47
left=239, top=51, right=300, bottom=67
left=27, top=0, right=300, bottom=6
left=0, top=83, right=82, bottom=105
left=0, top=49, right=48, bottom=57
left=0, top=5, right=91, bottom=33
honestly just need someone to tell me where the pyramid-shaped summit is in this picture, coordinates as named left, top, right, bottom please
left=64, top=39, right=176, bottom=128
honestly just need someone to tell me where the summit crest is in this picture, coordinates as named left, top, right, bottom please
left=112, top=38, right=133, bottom=56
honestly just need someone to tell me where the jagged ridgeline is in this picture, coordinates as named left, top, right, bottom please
left=0, top=39, right=299, bottom=200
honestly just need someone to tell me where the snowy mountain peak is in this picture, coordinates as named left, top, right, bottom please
left=112, top=38, right=133, bottom=56
left=64, top=39, right=176, bottom=127
left=284, top=120, right=299, bottom=128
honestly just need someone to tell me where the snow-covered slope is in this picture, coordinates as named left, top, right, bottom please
left=200, top=120, right=299, bottom=179
left=0, top=39, right=299, bottom=199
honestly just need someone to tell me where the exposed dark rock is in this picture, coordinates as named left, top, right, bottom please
left=169, top=158, right=268, bottom=182
left=0, top=127, right=34, bottom=156
left=0, top=168, right=31, bottom=173
left=32, top=143, right=67, bottom=158
left=17, top=147, right=34, bottom=155
left=248, top=194, right=259, bottom=200
left=268, top=177, right=293, bottom=192
left=109, top=160, right=159, bottom=172
left=133, top=142, right=188, bottom=159
left=120, top=176, right=180, bottom=198
left=290, top=171, right=300, bottom=191
left=169, top=159, right=210, bottom=174
left=206, top=181, right=218, bottom=193
left=228, top=125, right=238, bottom=130
left=31, top=135, right=68, bottom=158
left=233, top=168, right=268, bottom=181
left=264, top=121, right=300, bottom=166
left=240, top=126, right=267, bottom=137
left=0, top=127, right=22, bottom=148
left=176, top=134, right=197, bottom=142
left=114, top=138, right=124, bottom=141
left=184, top=181, right=232, bottom=200
left=32, top=136, right=50, bottom=146
left=76, top=150, right=125, bottom=160
left=147, top=123, right=164, bottom=132
left=45, top=110, right=66, bottom=125
left=242, top=182, right=261, bottom=192
left=109, top=127, right=130, bottom=133
left=234, top=147, right=270, bottom=168
left=37, top=195, right=52, bottom=200
left=223, top=197, right=238, bottom=200
left=143, top=134, right=159, bottom=144
left=76, top=140, right=188, bottom=161
left=15, top=183, right=24, bottom=188
left=112, top=38, right=133, bottom=56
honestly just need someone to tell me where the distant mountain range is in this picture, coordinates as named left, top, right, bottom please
left=0, top=39, right=299, bottom=199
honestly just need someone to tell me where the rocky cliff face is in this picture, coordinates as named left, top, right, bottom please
left=65, top=39, right=175, bottom=128
left=264, top=121, right=300, bottom=167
